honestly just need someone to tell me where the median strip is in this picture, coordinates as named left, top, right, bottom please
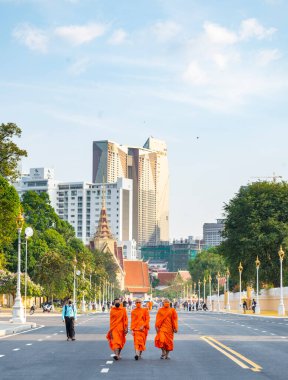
left=201, top=336, right=262, bottom=372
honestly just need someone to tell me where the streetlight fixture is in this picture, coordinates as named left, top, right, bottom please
left=24, top=227, right=33, bottom=321
left=12, top=210, right=25, bottom=323
left=81, top=263, right=86, bottom=312
left=238, top=262, right=243, bottom=312
left=203, top=277, right=206, bottom=303
left=278, top=246, right=285, bottom=316
left=217, top=272, right=221, bottom=312
left=255, top=256, right=261, bottom=314
left=208, top=274, right=212, bottom=310
left=226, top=268, right=231, bottom=311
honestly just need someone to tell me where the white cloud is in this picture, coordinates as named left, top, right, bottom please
left=203, top=22, right=238, bottom=45
left=54, top=23, right=107, bottom=45
left=13, top=24, right=48, bottom=53
left=108, top=29, right=128, bottom=45
left=257, top=49, right=281, bottom=66
left=239, top=18, right=276, bottom=40
left=182, top=61, right=208, bottom=85
left=68, top=57, right=92, bottom=75
left=211, top=53, right=229, bottom=70
left=152, top=21, right=181, bottom=42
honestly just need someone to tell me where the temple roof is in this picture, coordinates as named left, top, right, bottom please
left=124, top=260, right=150, bottom=293
left=94, top=207, right=114, bottom=239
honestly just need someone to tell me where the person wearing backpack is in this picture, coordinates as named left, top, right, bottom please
left=62, top=300, right=77, bottom=341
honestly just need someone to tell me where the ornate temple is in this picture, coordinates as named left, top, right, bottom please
left=90, top=189, right=125, bottom=290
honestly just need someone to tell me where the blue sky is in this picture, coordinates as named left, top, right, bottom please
left=1, top=0, right=288, bottom=238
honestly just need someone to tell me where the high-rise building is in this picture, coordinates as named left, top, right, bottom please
left=92, top=137, right=169, bottom=246
left=14, top=169, right=134, bottom=254
left=203, top=219, right=225, bottom=247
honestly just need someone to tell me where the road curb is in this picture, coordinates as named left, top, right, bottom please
left=0, top=322, right=37, bottom=336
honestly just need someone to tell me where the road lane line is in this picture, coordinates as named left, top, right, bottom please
left=0, top=355, right=5, bottom=358
left=26, top=343, right=32, bottom=346
left=13, top=348, right=20, bottom=351
left=201, top=337, right=249, bottom=369
left=201, top=336, right=262, bottom=372
left=0, top=325, right=45, bottom=340
left=106, top=361, right=113, bottom=364
left=101, top=368, right=109, bottom=373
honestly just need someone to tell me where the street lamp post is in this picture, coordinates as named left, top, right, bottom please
left=226, top=268, right=230, bottom=311
left=12, top=211, right=25, bottom=323
left=203, top=277, right=206, bottom=303
left=24, top=227, right=33, bottom=321
left=238, top=262, right=243, bottom=312
left=255, top=256, right=261, bottom=314
left=208, top=275, right=212, bottom=310
left=73, top=257, right=77, bottom=305
left=81, top=263, right=86, bottom=313
left=88, top=273, right=92, bottom=311
left=217, top=272, right=221, bottom=312
left=198, top=280, right=201, bottom=304
left=278, top=246, right=286, bottom=316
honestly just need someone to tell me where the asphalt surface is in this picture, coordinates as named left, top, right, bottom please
left=0, top=311, right=288, bottom=380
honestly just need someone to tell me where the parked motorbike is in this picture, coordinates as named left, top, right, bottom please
left=42, top=303, right=53, bottom=313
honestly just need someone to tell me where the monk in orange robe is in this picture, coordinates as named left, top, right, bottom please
left=106, top=298, right=128, bottom=360
left=148, top=299, right=153, bottom=311
left=155, top=298, right=178, bottom=359
left=131, top=299, right=150, bottom=360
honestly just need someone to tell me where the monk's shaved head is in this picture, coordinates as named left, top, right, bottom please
left=163, top=298, right=170, bottom=303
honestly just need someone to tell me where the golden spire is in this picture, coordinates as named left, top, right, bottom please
left=94, top=176, right=113, bottom=240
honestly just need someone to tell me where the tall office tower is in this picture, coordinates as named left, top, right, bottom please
left=92, top=137, right=169, bottom=246
left=203, top=219, right=225, bottom=247
left=92, top=141, right=128, bottom=183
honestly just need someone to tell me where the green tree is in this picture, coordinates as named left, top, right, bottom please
left=0, top=269, right=43, bottom=298
left=0, top=123, right=27, bottom=181
left=0, top=175, right=20, bottom=258
left=188, top=247, right=227, bottom=290
left=221, top=181, right=288, bottom=287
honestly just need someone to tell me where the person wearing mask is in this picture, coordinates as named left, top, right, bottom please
left=106, top=297, right=128, bottom=360
left=155, top=298, right=178, bottom=360
left=62, top=300, right=77, bottom=341
left=131, top=299, right=150, bottom=360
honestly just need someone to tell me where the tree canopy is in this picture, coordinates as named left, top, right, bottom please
left=220, top=181, right=288, bottom=287
left=0, top=175, right=20, bottom=261
left=0, top=123, right=27, bottom=181
left=188, top=247, right=227, bottom=290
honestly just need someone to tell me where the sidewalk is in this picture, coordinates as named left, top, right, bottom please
left=221, top=309, right=288, bottom=318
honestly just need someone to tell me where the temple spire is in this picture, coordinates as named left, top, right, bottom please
left=94, top=180, right=113, bottom=240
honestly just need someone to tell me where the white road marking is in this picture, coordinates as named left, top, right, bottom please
left=0, top=355, right=5, bottom=358
left=106, top=361, right=113, bottom=364
left=26, top=343, right=32, bottom=346
left=13, top=348, right=20, bottom=351
left=46, top=336, right=51, bottom=339
left=59, top=331, right=64, bottom=333
left=281, top=337, right=286, bottom=339
left=38, top=339, right=43, bottom=342
left=262, top=331, right=267, bottom=333
left=270, top=333, right=276, bottom=336
left=53, top=333, right=58, bottom=335
left=101, top=368, right=109, bottom=373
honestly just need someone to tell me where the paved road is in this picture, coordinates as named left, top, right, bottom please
left=0, top=311, right=288, bottom=380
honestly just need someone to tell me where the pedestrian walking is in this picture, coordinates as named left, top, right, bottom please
left=252, top=299, right=256, bottom=313
left=106, top=297, right=128, bottom=361
left=131, top=299, right=150, bottom=360
left=62, top=300, right=77, bottom=341
left=155, top=298, right=178, bottom=360
left=243, top=300, right=247, bottom=314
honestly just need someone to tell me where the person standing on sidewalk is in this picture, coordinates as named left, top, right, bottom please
left=62, top=300, right=77, bottom=341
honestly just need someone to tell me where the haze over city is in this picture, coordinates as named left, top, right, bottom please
left=1, top=0, right=288, bottom=238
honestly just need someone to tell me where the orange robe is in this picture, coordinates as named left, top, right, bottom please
left=106, top=306, right=128, bottom=351
left=148, top=301, right=153, bottom=310
left=155, top=307, right=178, bottom=351
left=131, top=307, right=150, bottom=351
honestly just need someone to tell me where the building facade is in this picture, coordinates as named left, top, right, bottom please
left=203, top=219, right=225, bottom=247
left=92, top=137, right=169, bottom=246
left=14, top=169, right=135, bottom=253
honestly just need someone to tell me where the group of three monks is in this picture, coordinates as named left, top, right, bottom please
left=106, top=298, right=178, bottom=361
